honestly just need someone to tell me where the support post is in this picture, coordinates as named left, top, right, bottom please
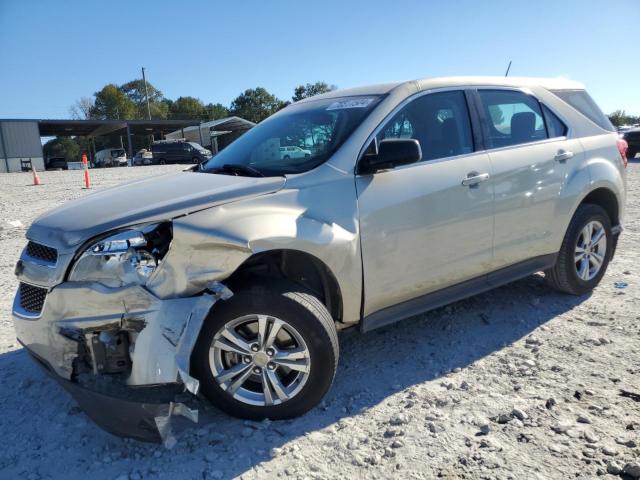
left=126, top=123, right=134, bottom=161
left=0, top=123, right=9, bottom=172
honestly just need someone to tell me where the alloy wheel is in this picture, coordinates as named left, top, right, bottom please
left=209, top=314, right=311, bottom=406
left=574, top=220, right=607, bottom=281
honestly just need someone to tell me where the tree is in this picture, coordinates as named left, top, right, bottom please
left=204, top=102, right=230, bottom=120
left=169, top=96, right=206, bottom=120
left=292, top=82, right=335, bottom=102
left=608, top=110, right=639, bottom=127
left=69, top=96, right=94, bottom=119
left=89, top=84, right=136, bottom=119
left=43, top=137, right=81, bottom=161
left=120, top=79, right=167, bottom=119
left=230, top=87, right=288, bottom=123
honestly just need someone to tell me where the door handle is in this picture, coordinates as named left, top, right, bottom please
left=462, top=172, right=490, bottom=187
left=554, top=149, right=574, bottom=162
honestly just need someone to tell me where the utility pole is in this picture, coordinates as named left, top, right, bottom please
left=141, top=67, right=153, bottom=142
left=142, top=67, right=152, bottom=120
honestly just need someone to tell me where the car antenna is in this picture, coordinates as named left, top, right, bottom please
left=504, top=60, right=512, bottom=77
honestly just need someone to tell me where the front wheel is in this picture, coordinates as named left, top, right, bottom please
left=545, top=204, right=613, bottom=295
left=192, top=282, right=338, bottom=420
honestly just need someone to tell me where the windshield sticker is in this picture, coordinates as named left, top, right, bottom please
left=326, top=97, right=375, bottom=110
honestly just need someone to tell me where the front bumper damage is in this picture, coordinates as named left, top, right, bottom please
left=13, top=280, right=232, bottom=446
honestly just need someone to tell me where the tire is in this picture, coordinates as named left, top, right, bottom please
left=192, top=281, right=338, bottom=420
left=192, top=157, right=199, bottom=164
left=628, top=149, right=637, bottom=160
left=158, top=159, right=166, bottom=165
left=545, top=204, right=613, bottom=295
left=283, top=155, right=290, bottom=160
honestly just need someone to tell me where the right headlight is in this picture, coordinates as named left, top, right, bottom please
left=69, top=223, right=172, bottom=287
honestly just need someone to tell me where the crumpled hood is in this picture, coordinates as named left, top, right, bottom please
left=27, top=171, right=286, bottom=250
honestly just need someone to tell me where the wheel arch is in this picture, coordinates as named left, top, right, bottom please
left=223, top=248, right=344, bottom=324
left=579, top=187, right=620, bottom=227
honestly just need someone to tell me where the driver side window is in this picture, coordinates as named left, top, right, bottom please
left=377, top=90, right=474, bottom=161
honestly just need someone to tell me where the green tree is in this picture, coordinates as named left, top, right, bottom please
left=292, top=81, right=335, bottom=102
left=43, top=137, right=81, bottom=161
left=120, top=79, right=167, bottom=118
left=90, top=84, right=136, bottom=119
left=204, top=102, right=230, bottom=120
left=169, top=96, right=206, bottom=119
left=608, top=110, right=639, bottom=127
left=230, top=87, right=288, bottom=123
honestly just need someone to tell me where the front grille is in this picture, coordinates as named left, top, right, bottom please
left=26, top=241, right=58, bottom=264
left=19, top=283, right=47, bottom=314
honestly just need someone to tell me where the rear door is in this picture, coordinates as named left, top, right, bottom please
left=474, top=88, right=581, bottom=268
left=357, top=90, right=494, bottom=317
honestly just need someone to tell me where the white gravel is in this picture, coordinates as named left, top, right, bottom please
left=0, top=163, right=639, bottom=479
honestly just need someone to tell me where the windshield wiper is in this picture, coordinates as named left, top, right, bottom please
left=208, top=163, right=264, bottom=177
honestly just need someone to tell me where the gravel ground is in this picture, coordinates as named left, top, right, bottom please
left=0, top=163, right=639, bottom=480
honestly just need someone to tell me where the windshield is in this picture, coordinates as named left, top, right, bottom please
left=111, top=149, right=125, bottom=158
left=200, top=95, right=382, bottom=176
left=189, top=142, right=204, bottom=150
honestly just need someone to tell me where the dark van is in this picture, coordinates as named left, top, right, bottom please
left=151, top=140, right=212, bottom=165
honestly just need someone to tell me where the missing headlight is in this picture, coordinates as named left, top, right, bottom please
left=69, top=223, right=172, bottom=287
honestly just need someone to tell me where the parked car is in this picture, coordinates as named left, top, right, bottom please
left=13, top=76, right=626, bottom=443
left=132, top=148, right=154, bottom=166
left=622, top=127, right=640, bottom=159
left=44, top=156, right=68, bottom=170
left=151, top=140, right=211, bottom=165
left=279, top=145, right=312, bottom=159
left=94, top=148, right=128, bottom=168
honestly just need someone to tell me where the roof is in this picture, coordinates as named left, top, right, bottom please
left=177, top=116, right=256, bottom=134
left=298, top=76, right=586, bottom=103
left=0, top=119, right=201, bottom=137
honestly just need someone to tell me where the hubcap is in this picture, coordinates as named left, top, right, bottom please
left=574, top=220, right=607, bottom=281
left=209, top=315, right=311, bottom=407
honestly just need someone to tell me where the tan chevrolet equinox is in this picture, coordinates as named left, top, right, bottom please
left=13, top=76, right=628, bottom=443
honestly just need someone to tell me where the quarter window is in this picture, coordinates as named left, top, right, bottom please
left=542, top=105, right=568, bottom=138
left=377, top=91, right=474, bottom=161
left=478, top=90, right=547, bottom=148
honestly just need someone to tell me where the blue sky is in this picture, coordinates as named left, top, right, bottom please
left=1, top=0, right=638, bottom=119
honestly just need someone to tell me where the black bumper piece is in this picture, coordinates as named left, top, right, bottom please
left=26, top=347, right=183, bottom=443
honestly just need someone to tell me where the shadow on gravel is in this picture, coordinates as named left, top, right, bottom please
left=0, top=273, right=589, bottom=479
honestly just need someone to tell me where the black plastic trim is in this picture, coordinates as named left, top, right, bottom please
left=23, top=344, right=181, bottom=443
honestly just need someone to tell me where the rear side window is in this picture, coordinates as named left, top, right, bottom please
left=478, top=90, right=547, bottom=148
left=551, top=89, right=615, bottom=132
left=377, top=90, right=474, bottom=161
left=542, top=105, right=567, bottom=138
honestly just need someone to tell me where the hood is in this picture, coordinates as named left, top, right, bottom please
left=28, top=171, right=286, bottom=250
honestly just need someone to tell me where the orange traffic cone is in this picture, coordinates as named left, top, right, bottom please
left=31, top=165, right=41, bottom=186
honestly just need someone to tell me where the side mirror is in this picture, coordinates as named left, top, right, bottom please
left=357, top=138, right=422, bottom=174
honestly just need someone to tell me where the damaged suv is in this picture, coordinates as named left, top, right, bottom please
left=13, top=77, right=627, bottom=443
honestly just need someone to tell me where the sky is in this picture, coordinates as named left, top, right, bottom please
left=0, top=0, right=639, bottom=119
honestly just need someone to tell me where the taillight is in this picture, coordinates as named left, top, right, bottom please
left=617, top=138, right=628, bottom=168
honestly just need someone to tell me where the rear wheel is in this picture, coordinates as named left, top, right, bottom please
left=192, top=282, right=338, bottom=420
left=192, top=157, right=200, bottom=164
left=545, top=204, right=612, bottom=295
left=158, top=158, right=166, bottom=165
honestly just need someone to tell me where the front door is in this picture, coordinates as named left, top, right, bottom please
left=356, top=90, right=494, bottom=318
